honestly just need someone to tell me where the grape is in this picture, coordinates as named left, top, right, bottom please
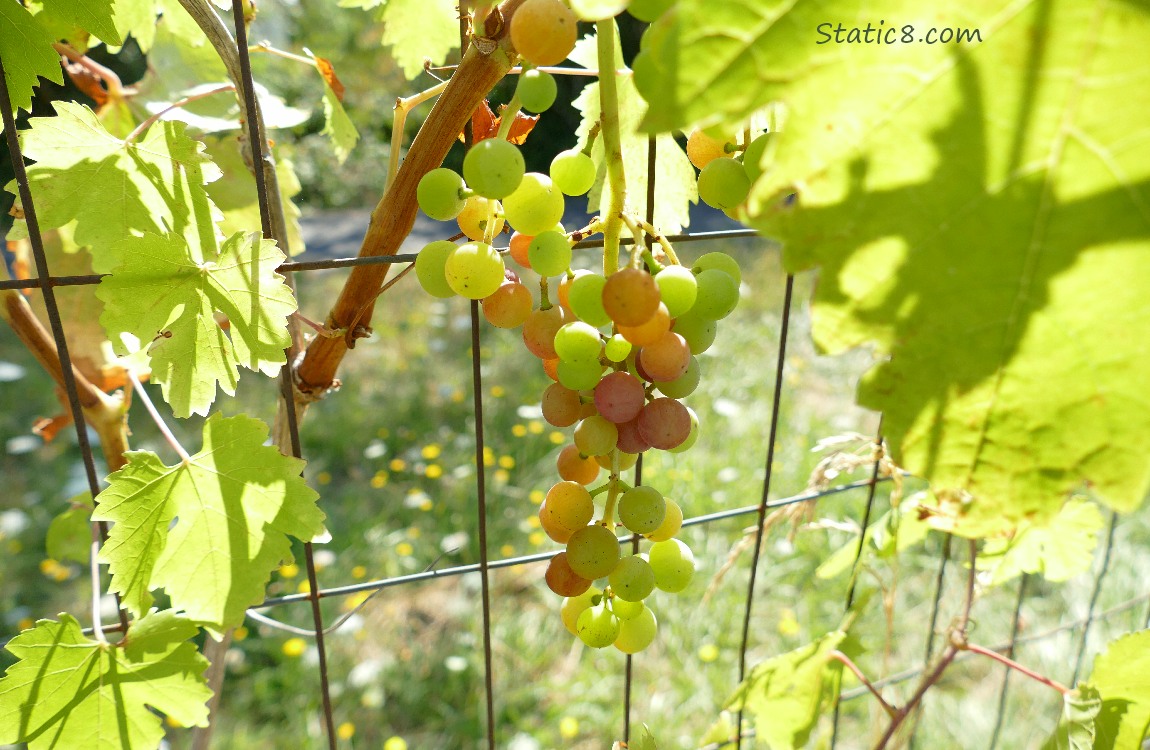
left=568, top=272, right=611, bottom=326
left=542, top=357, right=560, bottom=382
left=566, top=524, right=621, bottom=580
left=546, top=551, right=592, bottom=597
left=666, top=406, right=699, bottom=454
left=673, top=310, right=718, bottom=353
left=509, top=231, right=533, bottom=269
left=517, top=68, right=557, bottom=112
left=686, top=128, right=732, bottom=170
left=613, top=605, right=657, bottom=654
left=457, top=195, right=505, bottom=240
left=557, top=271, right=579, bottom=310
left=638, top=331, right=691, bottom=381
left=445, top=242, right=505, bottom=299
left=553, top=322, right=602, bottom=362
left=655, top=356, right=699, bottom=399
left=693, top=267, right=740, bottom=319
left=593, top=371, right=646, bottom=424
left=578, top=400, right=599, bottom=420
left=557, top=358, right=604, bottom=391
left=654, top=265, right=698, bottom=318
left=482, top=281, right=532, bottom=328
left=618, top=302, right=671, bottom=346
left=611, top=597, right=644, bottom=621
left=609, top=555, right=656, bottom=602
left=545, top=481, right=595, bottom=531
left=510, top=0, right=578, bottom=67
left=576, top=601, right=620, bottom=648
left=561, top=586, right=601, bottom=635
left=414, top=240, right=458, bottom=298
left=503, top=172, right=566, bottom=236
left=550, top=148, right=596, bottom=196
left=618, top=485, right=666, bottom=535
left=604, top=334, right=631, bottom=362
left=542, top=383, right=582, bottom=427
left=692, top=251, right=743, bottom=285
left=742, top=132, right=773, bottom=182
left=628, top=0, right=673, bottom=22
left=557, top=444, right=600, bottom=485
left=596, top=450, right=637, bottom=471
left=528, top=230, right=572, bottom=277
left=417, top=168, right=467, bottom=221
left=574, top=415, right=618, bottom=457
left=463, top=138, right=524, bottom=199
left=522, top=305, right=568, bottom=359
left=698, top=157, right=751, bottom=210
left=615, top=416, right=652, bottom=454
left=539, top=501, right=574, bottom=543
left=647, top=499, right=682, bottom=541
left=602, top=267, right=661, bottom=327
left=637, top=397, right=691, bottom=450
left=649, top=538, right=695, bottom=593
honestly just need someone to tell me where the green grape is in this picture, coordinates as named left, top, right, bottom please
left=604, top=334, right=631, bottom=362
left=504, top=172, right=566, bottom=236
left=673, top=310, right=718, bottom=353
left=692, top=251, right=743, bottom=285
left=457, top=195, right=504, bottom=241
left=742, top=132, right=773, bottom=182
left=414, top=240, right=458, bottom=298
left=566, top=524, right=621, bottom=580
left=528, top=230, right=572, bottom=277
left=619, top=485, right=666, bottom=535
left=545, top=481, right=595, bottom=531
left=655, top=265, right=698, bottom=318
left=614, top=605, right=657, bottom=654
left=628, top=0, right=673, bottom=22
left=649, top=538, right=695, bottom=593
left=647, top=499, right=682, bottom=542
left=609, top=555, right=656, bottom=602
left=656, top=355, right=700, bottom=399
left=577, top=601, right=620, bottom=648
left=557, top=358, right=604, bottom=391
left=574, top=415, right=618, bottom=456
left=517, top=69, right=557, bottom=112
left=444, top=241, right=505, bottom=299
left=568, top=273, right=611, bottom=326
left=462, top=138, right=525, bottom=199
left=417, top=168, right=467, bottom=221
left=561, top=586, right=601, bottom=635
left=550, top=148, right=596, bottom=196
left=697, top=156, right=751, bottom=210
left=666, top=406, right=699, bottom=454
left=693, top=268, right=740, bottom=319
left=611, top=597, right=644, bottom=621
left=596, top=450, right=638, bottom=471
left=554, top=321, right=602, bottom=362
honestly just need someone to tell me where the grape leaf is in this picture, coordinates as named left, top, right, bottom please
left=45, top=493, right=94, bottom=565
left=977, top=498, right=1104, bottom=586
left=571, top=27, right=698, bottom=234
left=0, top=610, right=211, bottom=749
left=726, top=630, right=846, bottom=750
left=1084, top=630, right=1150, bottom=749
left=111, top=0, right=158, bottom=52
left=97, top=231, right=297, bottom=418
left=816, top=499, right=931, bottom=579
left=0, top=1, right=64, bottom=117
left=641, top=0, right=1150, bottom=536
left=318, top=71, right=359, bottom=164
left=8, top=102, right=222, bottom=274
left=30, top=0, right=122, bottom=46
left=93, top=414, right=325, bottom=633
left=1043, top=685, right=1102, bottom=750
left=369, top=0, right=459, bottom=80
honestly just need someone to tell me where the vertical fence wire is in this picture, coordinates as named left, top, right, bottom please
left=734, top=273, right=795, bottom=749
left=1071, top=510, right=1120, bottom=685
left=907, top=532, right=953, bottom=750
left=987, top=573, right=1029, bottom=750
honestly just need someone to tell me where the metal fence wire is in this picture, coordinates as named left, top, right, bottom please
left=0, top=8, right=1146, bottom=750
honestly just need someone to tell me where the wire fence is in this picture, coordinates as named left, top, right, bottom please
left=0, top=6, right=1146, bottom=749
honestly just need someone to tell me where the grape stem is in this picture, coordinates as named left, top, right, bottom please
left=829, top=651, right=896, bottom=718
left=627, top=215, right=679, bottom=265
left=125, top=84, right=236, bottom=143
left=127, top=369, right=191, bottom=463
left=618, top=212, right=648, bottom=268
left=600, top=451, right=623, bottom=527
left=539, top=277, right=551, bottom=310
left=961, top=643, right=1070, bottom=695
left=596, top=21, right=626, bottom=276
left=495, top=92, right=523, bottom=141
left=388, top=80, right=451, bottom=189
left=581, top=121, right=602, bottom=157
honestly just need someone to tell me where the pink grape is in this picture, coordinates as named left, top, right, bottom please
left=637, top=397, right=691, bottom=450
left=593, top=371, right=646, bottom=424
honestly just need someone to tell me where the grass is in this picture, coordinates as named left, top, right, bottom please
left=1, top=237, right=1148, bottom=749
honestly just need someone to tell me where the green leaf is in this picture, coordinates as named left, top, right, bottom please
left=0, top=1, right=64, bottom=117
left=93, top=414, right=325, bottom=633
left=378, top=0, right=459, bottom=80
left=651, top=0, right=1150, bottom=536
left=699, top=711, right=737, bottom=747
left=8, top=102, right=222, bottom=275
left=726, top=630, right=846, bottom=750
left=572, top=27, right=698, bottom=234
left=0, top=610, right=211, bottom=749
left=633, top=724, right=658, bottom=750
left=97, top=231, right=297, bottom=418
left=1085, top=630, right=1150, bottom=749
left=1043, top=685, right=1102, bottom=750
left=978, top=499, right=1105, bottom=586
left=45, top=494, right=94, bottom=565
left=32, top=0, right=122, bottom=46
left=816, top=498, right=930, bottom=579
left=319, top=77, right=360, bottom=164
left=111, top=0, right=158, bottom=52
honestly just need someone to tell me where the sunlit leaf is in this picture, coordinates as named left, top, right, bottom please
left=1043, top=685, right=1102, bottom=750
left=1084, top=630, right=1150, bottom=749
left=978, top=499, right=1105, bottom=585
left=0, top=2, right=64, bottom=117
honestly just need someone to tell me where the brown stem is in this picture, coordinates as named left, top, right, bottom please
left=53, top=43, right=128, bottom=99
left=962, top=643, right=1070, bottom=695
left=831, top=650, right=897, bottom=718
